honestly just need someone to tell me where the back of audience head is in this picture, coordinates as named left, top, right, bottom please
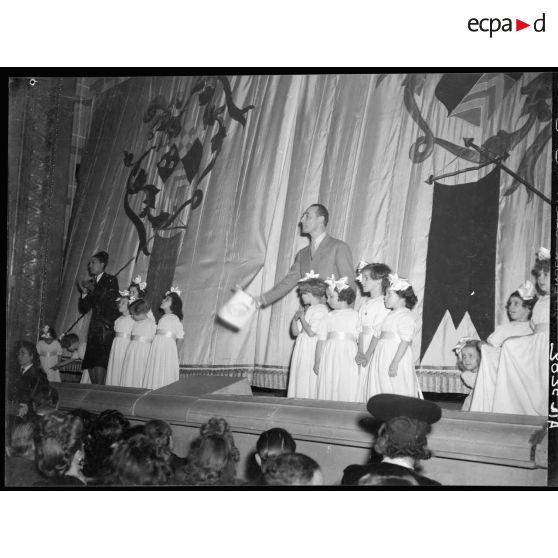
left=109, top=433, right=174, bottom=486
left=374, top=417, right=432, bottom=461
left=32, top=385, right=59, bottom=415
left=255, top=427, right=296, bottom=468
left=83, top=409, right=130, bottom=478
left=358, top=472, right=419, bottom=487
left=8, top=419, right=38, bottom=459
left=263, top=453, right=323, bottom=486
left=184, top=417, right=240, bottom=485
left=144, top=419, right=173, bottom=449
left=35, top=411, right=84, bottom=478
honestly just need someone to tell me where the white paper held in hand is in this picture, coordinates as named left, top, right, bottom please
left=218, top=289, right=256, bottom=330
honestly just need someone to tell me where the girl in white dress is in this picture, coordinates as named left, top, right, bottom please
left=355, top=262, right=392, bottom=402
left=287, top=275, right=329, bottom=399
left=469, top=282, right=536, bottom=412
left=120, top=299, right=156, bottom=388
left=142, top=288, right=185, bottom=390
left=36, top=325, right=62, bottom=382
left=368, top=274, right=422, bottom=398
left=129, top=276, right=155, bottom=322
left=452, top=338, right=482, bottom=411
left=106, top=291, right=135, bottom=386
left=492, top=249, right=551, bottom=416
left=315, top=276, right=360, bottom=402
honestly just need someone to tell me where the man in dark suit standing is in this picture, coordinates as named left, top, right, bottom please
left=254, top=204, right=355, bottom=308
left=78, top=251, right=119, bottom=384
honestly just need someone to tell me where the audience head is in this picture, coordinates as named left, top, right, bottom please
left=367, top=395, right=441, bottom=463
left=183, top=417, right=240, bottom=485
left=263, top=453, right=323, bottom=486
left=83, top=409, right=130, bottom=478
left=144, top=420, right=173, bottom=450
left=8, top=418, right=39, bottom=459
left=255, top=428, right=296, bottom=468
left=358, top=472, right=420, bottom=486
left=35, top=411, right=84, bottom=478
left=31, top=385, right=59, bottom=415
left=109, top=433, right=174, bottom=486
left=453, top=338, right=482, bottom=373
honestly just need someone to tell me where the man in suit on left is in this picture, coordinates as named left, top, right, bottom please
left=78, top=251, right=120, bottom=384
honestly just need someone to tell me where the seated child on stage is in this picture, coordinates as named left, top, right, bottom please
left=106, top=291, right=135, bottom=386
left=287, top=274, right=329, bottom=399
left=367, top=273, right=422, bottom=398
left=120, top=299, right=156, bottom=388
left=492, top=249, right=551, bottom=416
left=36, top=325, right=62, bottom=383
left=470, top=281, right=536, bottom=413
left=315, top=276, right=360, bottom=402
left=58, top=333, right=88, bottom=382
left=453, top=338, right=481, bottom=411
left=354, top=261, right=392, bottom=402
left=128, top=276, right=155, bottom=321
left=142, top=288, right=184, bottom=390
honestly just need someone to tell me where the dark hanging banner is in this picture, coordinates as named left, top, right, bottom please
left=420, top=166, right=501, bottom=360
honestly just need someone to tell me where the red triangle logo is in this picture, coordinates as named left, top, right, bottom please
left=516, top=19, right=530, bottom=31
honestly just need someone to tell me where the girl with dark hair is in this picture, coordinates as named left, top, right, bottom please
left=142, top=289, right=184, bottom=390
left=36, top=325, right=62, bottom=383
left=120, top=299, right=156, bottom=388
left=367, top=274, right=422, bottom=398
left=181, top=417, right=240, bottom=486
left=492, top=249, right=551, bottom=415
left=106, top=292, right=135, bottom=386
left=355, top=262, right=392, bottom=401
left=469, top=282, right=536, bottom=412
left=315, top=276, right=361, bottom=402
left=34, top=411, right=86, bottom=486
left=128, top=275, right=155, bottom=321
left=287, top=276, right=329, bottom=399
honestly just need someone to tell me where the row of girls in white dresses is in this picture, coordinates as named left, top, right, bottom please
left=104, top=289, right=184, bottom=390
left=456, top=250, right=551, bottom=416
left=287, top=265, right=422, bottom=403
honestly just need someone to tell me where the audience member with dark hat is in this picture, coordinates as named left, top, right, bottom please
left=342, top=394, right=442, bottom=486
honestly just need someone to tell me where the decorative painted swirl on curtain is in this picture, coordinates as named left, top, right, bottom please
left=380, top=72, right=552, bottom=191
left=122, top=76, right=255, bottom=258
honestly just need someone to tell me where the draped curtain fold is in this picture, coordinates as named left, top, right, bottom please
left=54, top=73, right=552, bottom=381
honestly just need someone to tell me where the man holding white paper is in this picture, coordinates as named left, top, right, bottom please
left=253, top=204, right=355, bottom=308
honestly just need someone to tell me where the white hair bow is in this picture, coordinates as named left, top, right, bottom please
left=536, top=247, right=550, bottom=261
left=452, top=336, right=477, bottom=356
left=356, top=258, right=368, bottom=283
left=132, top=275, right=147, bottom=291
left=116, top=289, right=134, bottom=301
left=388, top=273, right=411, bottom=291
left=325, top=274, right=349, bottom=292
left=166, top=286, right=182, bottom=296
left=40, top=325, right=52, bottom=339
left=298, top=270, right=320, bottom=283
left=517, top=280, right=536, bottom=300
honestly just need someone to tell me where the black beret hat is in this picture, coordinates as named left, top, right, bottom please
left=367, top=394, right=442, bottom=425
